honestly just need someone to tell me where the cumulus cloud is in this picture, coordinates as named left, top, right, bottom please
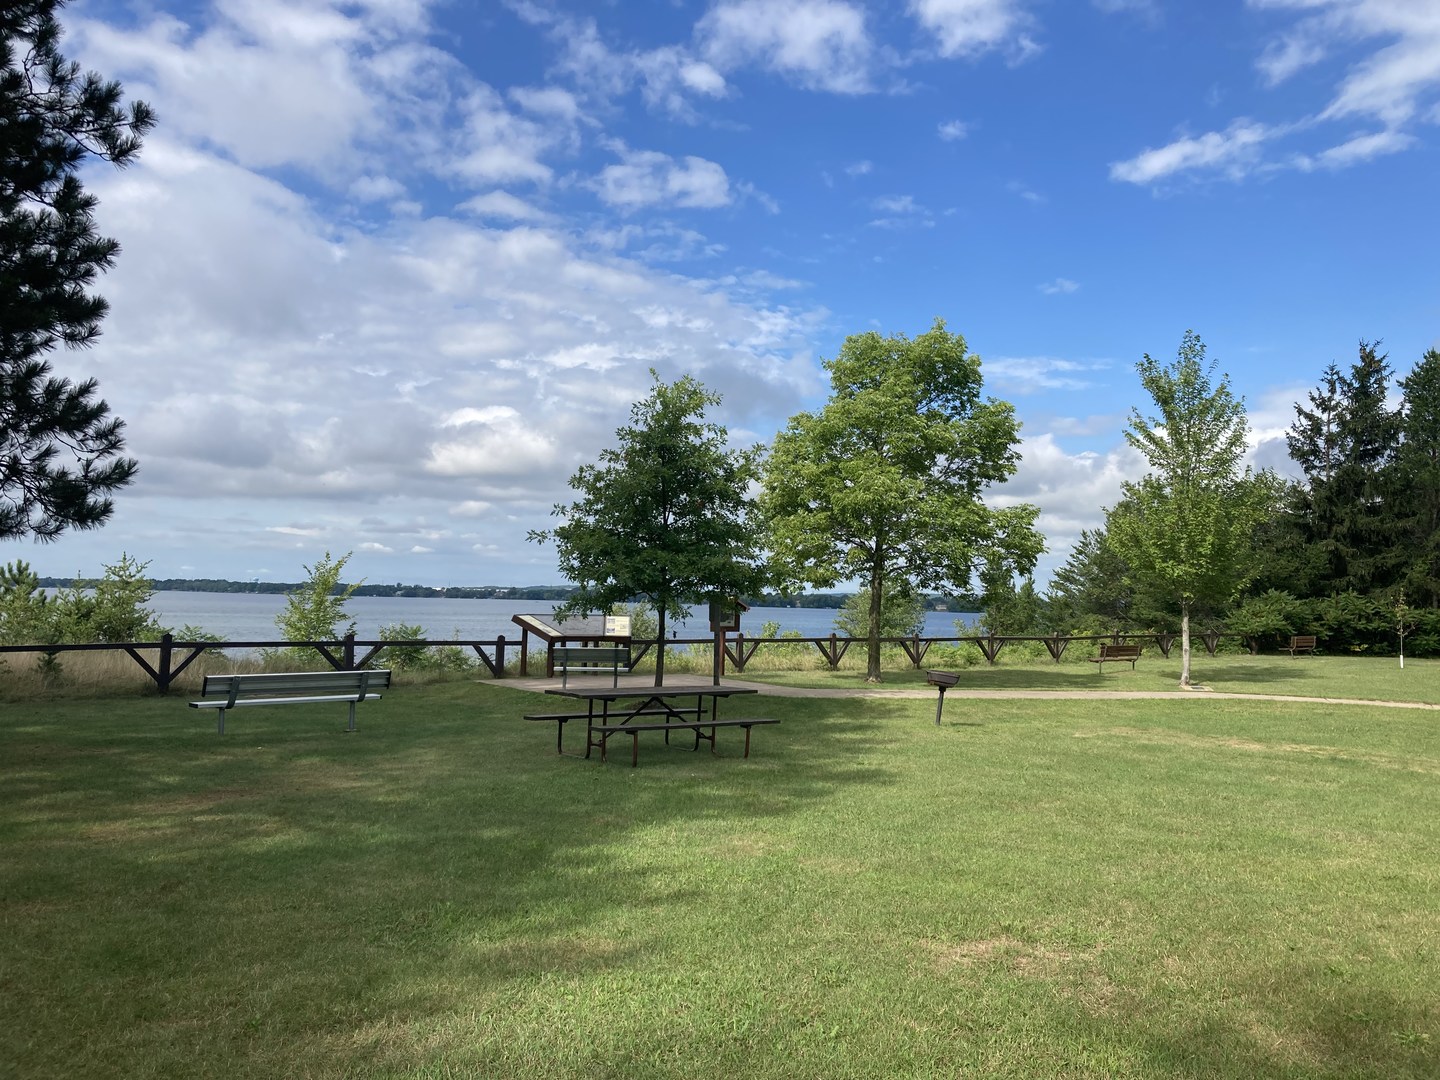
left=937, top=118, right=970, bottom=140
left=591, top=146, right=733, bottom=209
left=698, top=0, right=874, bottom=93
left=907, top=0, right=1040, bottom=61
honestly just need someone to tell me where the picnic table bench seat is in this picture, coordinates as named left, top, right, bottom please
left=524, top=706, right=703, bottom=753
left=591, top=717, right=780, bottom=767
left=190, top=670, right=391, bottom=734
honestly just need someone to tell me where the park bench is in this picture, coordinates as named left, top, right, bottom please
left=553, top=645, right=630, bottom=687
left=1285, top=635, right=1317, bottom=657
left=189, top=670, right=391, bottom=734
left=1089, top=643, right=1142, bottom=672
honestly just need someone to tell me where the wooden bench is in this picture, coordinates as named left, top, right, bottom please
left=1089, top=643, right=1141, bottom=672
left=524, top=707, right=702, bottom=754
left=592, top=718, right=780, bottom=767
left=189, top=670, right=391, bottom=734
left=1285, top=635, right=1317, bottom=657
left=553, top=645, right=630, bottom=688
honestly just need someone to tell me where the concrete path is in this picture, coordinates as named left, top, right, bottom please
left=490, top=672, right=1440, bottom=711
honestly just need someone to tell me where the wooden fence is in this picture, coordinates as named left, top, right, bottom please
left=0, top=629, right=1241, bottom=694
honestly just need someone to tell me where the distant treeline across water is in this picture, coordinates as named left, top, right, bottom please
left=34, top=576, right=983, bottom=611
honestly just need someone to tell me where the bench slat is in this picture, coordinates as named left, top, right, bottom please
left=190, top=670, right=390, bottom=734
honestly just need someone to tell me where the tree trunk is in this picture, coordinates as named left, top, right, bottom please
left=654, top=606, right=667, bottom=687
left=867, top=565, right=883, bottom=683
left=1179, top=601, right=1192, bottom=688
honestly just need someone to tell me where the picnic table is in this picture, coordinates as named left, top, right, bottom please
left=530, top=685, right=775, bottom=766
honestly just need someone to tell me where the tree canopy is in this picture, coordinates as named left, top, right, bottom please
left=531, top=373, right=767, bottom=686
left=759, top=318, right=1041, bottom=681
left=1106, top=331, right=1275, bottom=686
left=0, top=0, right=154, bottom=540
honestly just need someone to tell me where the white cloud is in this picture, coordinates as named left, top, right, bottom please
left=1109, top=121, right=1274, bottom=184
left=1118, top=1, right=1440, bottom=184
left=1298, top=127, right=1418, bottom=168
left=592, top=147, right=733, bottom=210
left=937, top=118, right=970, bottom=140
left=699, top=0, right=874, bottom=93
left=845, top=160, right=874, bottom=175
left=984, top=357, right=1105, bottom=394
left=907, top=0, right=1039, bottom=61
left=1038, top=278, right=1080, bottom=295
left=459, top=190, right=553, bottom=221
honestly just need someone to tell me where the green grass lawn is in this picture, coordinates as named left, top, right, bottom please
left=737, top=653, right=1440, bottom=704
left=3, top=677, right=1438, bottom=1078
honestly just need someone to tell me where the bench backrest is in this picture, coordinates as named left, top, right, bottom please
left=554, top=646, right=629, bottom=665
left=1291, top=635, right=1316, bottom=647
left=199, top=670, right=392, bottom=701
left=1100, top=643, right=1142, bottom=658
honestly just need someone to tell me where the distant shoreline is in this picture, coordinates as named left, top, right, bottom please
left=35, top=577, right=980, bottom=612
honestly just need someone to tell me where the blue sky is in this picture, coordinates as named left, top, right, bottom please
left=13, top=0, right=1439, bottom=589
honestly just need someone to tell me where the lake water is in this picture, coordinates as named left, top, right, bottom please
left=147, top=591, right=977, bottom=643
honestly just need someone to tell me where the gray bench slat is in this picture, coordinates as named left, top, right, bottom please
left=553, top=645, right=630, bottom=687
left=189, top=670, right=391, bottom=734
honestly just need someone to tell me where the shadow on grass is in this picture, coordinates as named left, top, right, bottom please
left=0, top=681, right=901, bottom=1075
left=1120, top=976, right=1439, bottom=1079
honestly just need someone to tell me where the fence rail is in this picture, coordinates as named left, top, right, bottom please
left=0, top=629, right=1244, bottom=693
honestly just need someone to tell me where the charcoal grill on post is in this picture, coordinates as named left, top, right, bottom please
left=925, top=669, right=960, bottom=725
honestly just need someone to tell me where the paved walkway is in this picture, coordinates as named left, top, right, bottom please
left=492, top=672, right=1440, bottom=711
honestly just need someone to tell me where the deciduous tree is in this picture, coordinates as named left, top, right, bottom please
left=1106, top=331, right=1275, bottom=687
left=759, top=319, right=1042, bottom=682
left=531, top=374, right=767, bottom=686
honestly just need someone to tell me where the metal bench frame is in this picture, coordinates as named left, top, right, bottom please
left=189, top=670, right=391, bottom=734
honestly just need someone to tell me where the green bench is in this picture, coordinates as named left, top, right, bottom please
left=189, top=670, right=391, bottom=734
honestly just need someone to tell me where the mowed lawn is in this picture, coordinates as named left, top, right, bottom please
left=2, top=676, right=1438, bottom=1078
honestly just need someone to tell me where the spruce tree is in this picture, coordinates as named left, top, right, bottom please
left=1397, top=349, right=1440, bottom=607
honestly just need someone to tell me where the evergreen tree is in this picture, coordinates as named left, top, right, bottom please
left=1397, top=349, right=1440, bottom=607
left=1285, top=341, right=1402, bottom=596
left=0, top=2, right=154, bottom=539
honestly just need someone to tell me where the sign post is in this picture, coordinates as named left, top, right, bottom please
left=708, top=596, right=746, bottom=685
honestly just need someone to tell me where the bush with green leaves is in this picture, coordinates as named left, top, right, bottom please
left=49, top=553, right=166, bottom=643
left=834, top=582, right=924, bottom=640
left=1227, top=589, right=1304, bottom=653
left=376, top=622, right=474, bottom=673
left=265, top=551, right=360, bottom=665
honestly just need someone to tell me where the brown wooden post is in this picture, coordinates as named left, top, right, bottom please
left=158, top=632, right=174, bottom=693
left=343, top=631, right=356, bottom=670
left=518, top=626, right=529, bottom=675
left=495, top=634, right=506, bottom=678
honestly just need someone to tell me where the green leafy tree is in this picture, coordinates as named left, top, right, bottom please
left=834, top=578, right=925, bottom=640
left=1106, top=331, right=1276, bottom=687
left=0, top=2, right=154, bottom=539
left=760, top=319, right=1042, bottom=682
left=530, top=374, right=768, bottom=686
left=274, top=551, right=360, bottom=660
